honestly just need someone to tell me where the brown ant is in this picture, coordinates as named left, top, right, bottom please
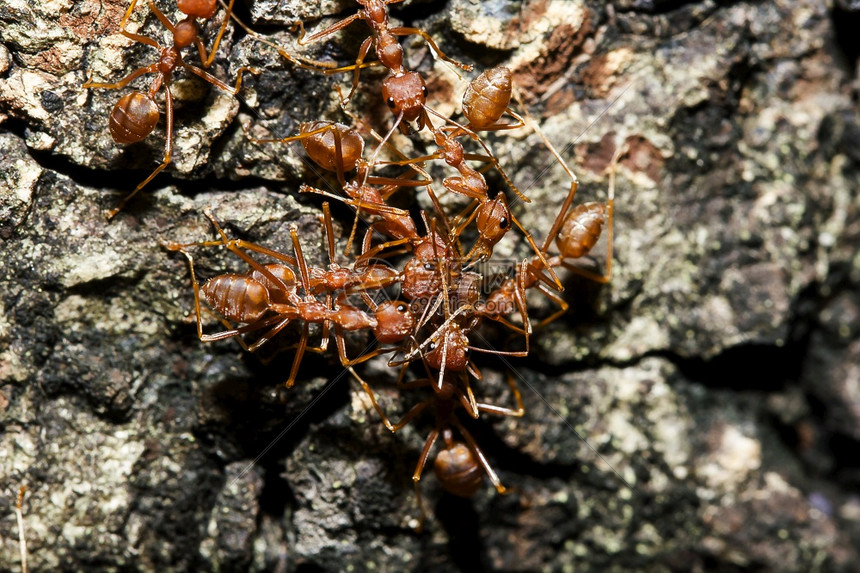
left=476, top=96, right=626, bottom=328
left=292, top=0, right=471, bottom=128
left=349, top=367, right=524, bottom=529
left=165, top=209, right=380, bottom=387
left=83, top=0, right=258, bottom=218
left=377, top=111, right=560, bottom=287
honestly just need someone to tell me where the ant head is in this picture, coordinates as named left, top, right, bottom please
left=400, top=258, right=441, bottom=301
left=425, top=327, right=470, bottom=372
left=413, top=233, right=453, bottom=262
left=109, top=92, right=159, bottom=144
left=373, top=300, right=415, bottom=344
left=382, top=72, right=428, bottom=124
left=178, top=0, right=218, bottom=19
left=475, top=193, right=511, bottom=247
left=301, top=121, right=365, bottom=173
left=434, top=441, right=483, bottom=497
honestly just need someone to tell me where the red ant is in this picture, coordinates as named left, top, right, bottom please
left=349, top=366, right=524, bottom=529
left=164, top=208, right=380, bottom=387
left=297, top=127, right=449, bottom=257
left=83, top=0, right=258, bottom=218
left=291, top=0, right=471, bottom=131
left=471, top=99, right=627, bottom=328
left=377, top=114, right=561, bottom=288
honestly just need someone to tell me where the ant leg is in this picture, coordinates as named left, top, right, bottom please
left=389, top=27, right=472, bottom=72
left=244, top=122, right=334, bottom=144
left=456, top=375, right=480, bottom=419
left=467, top=108, right=526, bottom=133
left=451, top=418, right=508, bottom=494
left=282, top=323, right=309, bottom=388
left=106, top=81, right=174, bottom=219
left=199, top=0, right=236, bottom=68
left=296, top=12, right=362, bottom=45
left=346, top=366, right=401, bottom=432
left=117, top=1, right=162, bottom=49
left=15, top=486, right=27, bottom=573
left=353, top=236, right=412, bottom=264
left=476, top=374, right=525, bottom=418
left=298, top=185, right=410, bottom=218
left=144, top=0, right=175, bottom=33
left=223, top=5, right=338, bottom=71
left=174, top=247, right=208, bottom=341
left=510, top=212, right=561, bottom=290
left=345, top=37, right=373, bottom=105
left=289, top=226, right=312, bottom=294
left=336, top=336, right=393, bottom=366
left=119, top=0, right=142, bottom=30
left=533, top=282, right=570, bottom=329
left=320, top=201, right=338, bottom=265
left=82, top=63, right=160, bottom=90
left=180, top=62, right=260, bottom=96
left=246, top=316, right=294, bottom=351
left=203, top=315, right=286, bottom=343
left=411, top=427, right=440, bottom=531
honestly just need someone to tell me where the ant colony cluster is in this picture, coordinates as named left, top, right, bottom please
left=84, top=0, right=618, bottom=527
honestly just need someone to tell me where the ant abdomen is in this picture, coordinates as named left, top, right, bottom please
left=177, top=0, right=217, bottom=19
left=301, top=121, right=365, bottom=172
left=201, top=274, right=271, bottom=323
left=462, top=66, right=512, bottom=130
left=248, top=264, right=297, bottom=304
left=556, top=202, right=607, bottom=259
left=434, top=442, right=483, bottom=498
left=109, top=92, right=159, bottom=145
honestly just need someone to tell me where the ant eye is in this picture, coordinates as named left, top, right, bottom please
left=396, top=303, right=407, bottom=312
left=499, top=217, right=509, bottom=229
left=428, top=341, right=437, bottom=352
left=387, top=97, right=396, bottom=109
left=424, top=262, right=434, bottom=271
left=422, top=85, right=428, bottom=98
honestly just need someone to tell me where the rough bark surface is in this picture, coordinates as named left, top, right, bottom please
left=1, top=0, right=859, bottom=571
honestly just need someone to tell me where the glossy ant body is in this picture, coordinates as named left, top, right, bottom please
left=292, top=0, right=471, bottom=133
left=84, top=0, right=257, bottom=218
left=349, top=366, right=524, bottom=529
